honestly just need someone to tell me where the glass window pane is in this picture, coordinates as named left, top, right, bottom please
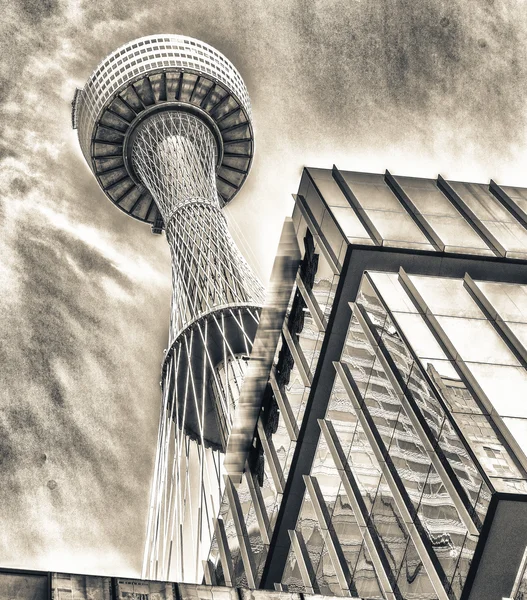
left=368, top=271, right=419, bottom=314
left=312, top=244, right=340, bottom=319
left=346, top=424, right=382, bottom=514
left=351, top=540, right=384, bottom=599
left=409, top=276, right=483, bottom=318
left=280, top=546, right=305, bottom=592
left=3, top=573, right=49, bottom=600
left=342, top=175, right=404, bottom=212
left=449, top=534, right=479, bottom=599
left=475, top=281, right=527, bottom=323
left=506, top=321, right=527, bottom=352
left=396, top=536, right=438, bottom=600
left=304, top=181, right=325, bottom=226
left=393, top=312, right=447, bottom=360
left=490, top=476, right=527, bottom=494
left=466, top=363, right=527, bottom=417
left=416, top=468, right=470, bottom=586
left=502, top=417, right=527, bottom=459
left=319, top=209, right=346, bottom=263
left=330, top=206, right=373, bottom=242
left=308, top=169, right=350, bottom=208
left=447, top=181, right=512, bottom=222
left=296, top=304, right=322, bottom=374
left=296, top=498, right=329, bottom=592
left=340, top=314, right=378, bottom=397
left=394, top=175, right=460, bottom=216
left=421, top=358, right=460, bottom=382
left=369, top=474, right=409, bottom=580
left=423, top=215, right=493, bottom=255
left=437, top=317, right=520, bottom=366
left=484, top=220, right=527, bottom=256
left=498, top=184, right=527, bottom=217
left=118, top=580, right=175, bottom=599
left=452, top=412, right=524, bottom=480
left=367, top=210, right=431, bottom=247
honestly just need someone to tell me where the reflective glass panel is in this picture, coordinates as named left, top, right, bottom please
left=437, top=317, right=520, bottom=366
left=330, top=490, right=363, bottom=582
left=392, top=312, right=447, bottom=360
left=307, top=168, right=350, bottom=208
left=466, top=363, right=527, bottom=417
left=368, top=474, right=409, bottom=580
left=408, top=275, right=483, bottom=319
left=476, top=281, right=527, bottom=324
left=346, top=424, right=382, bottom=515
left=319, top=210, right=346, bottom=267
left=503, top=416, right=527, bottom=458
left=308, top=240, right=340, bottom=319
left=423, top=215, right=493, bottom=255
left=118, top=580, right=175, bottom=599
left=296, top=498, right=329, bottom=592
left=330, top=206, right=374, bottom=242
left=280, top=546, right=306, bottom=593
left=448, top=533, right=478, bottom=600
left=416, top=468, right=468, bottom=586
left=340, top=314, right=377, bottom=397
left=350, top=540, right=384, bottom=599
left=452, top=412, right=524, bottom=480
left=2, top=573, right=49, bottom=600
left=368, top=271, right=419, bottom=314
left=447, top=181, right=513, bottom=222
left=295, top=304, right=322, bottom=374
left=426, top=363, right=484, bottom=414
left=396, top=536, right=438, bottom=600
left=499, top=185, right=527, bottom=216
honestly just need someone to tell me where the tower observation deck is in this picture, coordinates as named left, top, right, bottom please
left=73, top=35, right=264, bottom=583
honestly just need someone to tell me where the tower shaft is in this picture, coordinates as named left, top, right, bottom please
left=132, top=111, right=263, bottom=581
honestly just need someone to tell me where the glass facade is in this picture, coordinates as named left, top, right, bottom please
left=209, top=167, right=527, bottom=600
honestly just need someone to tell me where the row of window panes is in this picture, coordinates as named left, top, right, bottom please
left=306, top=168, right=527, bottom=257
left=282, top=278, right=485, bottom=595
left=85, top=43, right=247, bottom=112
left=368, top=271, right=527, bottom=488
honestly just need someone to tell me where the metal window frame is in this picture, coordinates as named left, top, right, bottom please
left=282, top=323, right=313, bottom=387
left=223, top=475, right=258, bottom=588
left=464, top=273, right=527, bottom=367
left=296, top=271, right=328, bottom=332
left=214, top=517, right=235, bottom=587
left=363, top=271, right=494, bottom=526
left=257, top=417, right=285, bottom=494
left=489, top=179, right=527, bottom=230
left=303, top=474, right=356, bottom=596
left=384, top=169, right=445, bottom=252
left=331, top=165, right=383, bottom=246
left=353, top=301, right=481, bottom=533
left=270, top=368, right=299, bottom=441
left=288, top=529, right=320, bottom=594
left=245, top=464, right=271, bottom=545
left=437, top=175, right=506, bottom=257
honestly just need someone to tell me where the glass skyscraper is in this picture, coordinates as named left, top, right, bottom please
left=203, top=167, right=527, bottom=600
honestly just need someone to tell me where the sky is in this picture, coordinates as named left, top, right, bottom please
left=1, top=0, right=527, bottom=580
